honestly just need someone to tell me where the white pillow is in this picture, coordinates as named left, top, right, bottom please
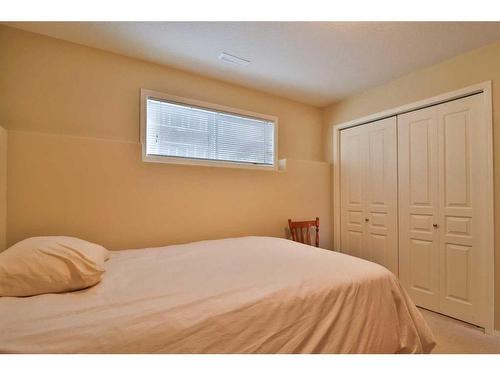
left=0, top=236, right=110, bottom=297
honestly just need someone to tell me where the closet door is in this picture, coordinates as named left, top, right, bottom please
left=399, top=94, right=487, bottom=326
left=436, top=94, right=486, bottom=326
left=340, top=117, right=398, bottom=274
left=340, top=124, right=367, bottom=260
left=364, top=119, right=398, bottom=275
left=398, top=107, right=440, bottom=310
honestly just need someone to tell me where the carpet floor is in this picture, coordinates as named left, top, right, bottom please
left=419, top=308, right=500, bottom=354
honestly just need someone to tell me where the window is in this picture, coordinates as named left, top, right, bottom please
left=140, top=89, right=278, bottom=169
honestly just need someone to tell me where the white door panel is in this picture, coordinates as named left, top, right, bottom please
left=340, top=125, right=367, bottom=260
left=398, top=108, right=440, bottom=309
left=364, top=119, right=398, bottom=275
left=398, top=94, right=487, bottom=327
left=340, top=117, right=398, bottom=274
left=437, top=94, right=485, bottom=326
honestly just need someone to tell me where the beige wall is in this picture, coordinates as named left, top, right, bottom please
left=0, top=126, right=6, bottom=251
left=0, top=26, right=324, bottom=161
left=0, top=26, right=331, bottom=250
left=322, top=40, right=500, bottom=329
left=7, top=131, right=331, bottom=250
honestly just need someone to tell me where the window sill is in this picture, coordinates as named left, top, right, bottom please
left=142, top=154, right=281, bottom=171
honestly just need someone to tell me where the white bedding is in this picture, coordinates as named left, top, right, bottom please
left=0, top=236, right=435, bottom=353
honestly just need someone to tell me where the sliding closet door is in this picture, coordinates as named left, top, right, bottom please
left=398, top=107, right=440, bottom=310
left=399, top=94, right=487, bottom=326
left=340, top=117, right=398, bottom=274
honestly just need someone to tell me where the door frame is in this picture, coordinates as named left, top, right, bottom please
left=331, top=81, right=494, bottom=334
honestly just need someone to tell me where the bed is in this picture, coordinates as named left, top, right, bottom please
left=0, top=236, right=435, bottom=353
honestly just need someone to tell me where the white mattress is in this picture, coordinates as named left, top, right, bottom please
left=0, top=236, right=435, bottom=353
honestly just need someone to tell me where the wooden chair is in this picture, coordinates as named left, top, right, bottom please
left=288, top=217, right=319, bottom=247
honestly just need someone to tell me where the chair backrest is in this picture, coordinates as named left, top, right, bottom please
left=288, top=217, right=319, bottom=247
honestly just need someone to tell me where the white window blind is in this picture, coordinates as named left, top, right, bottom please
left=145, top=98, right=276, bottom=166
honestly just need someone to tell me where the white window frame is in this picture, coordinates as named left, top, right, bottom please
left=140, top=89, right=279, bottom=170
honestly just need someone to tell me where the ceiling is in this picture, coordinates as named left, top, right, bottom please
left=6, top=22, right=500, bottom=106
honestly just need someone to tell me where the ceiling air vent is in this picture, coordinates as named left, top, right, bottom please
left=218, top=52, right=250, bottom=66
